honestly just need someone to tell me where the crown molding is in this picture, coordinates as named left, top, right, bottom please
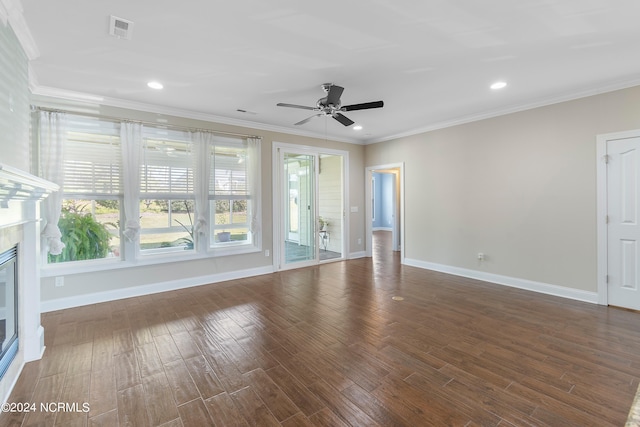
left=32, top=76, right=640, bottom=147
left=366, top=78, right=640, bottom=145
left=1, top=0, right=39, bottom=60
left=30, top=85, right=364, bottom=145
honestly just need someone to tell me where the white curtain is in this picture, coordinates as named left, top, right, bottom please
left=39, top=111, right=67, bottom=255
left=190, top=131, right=213, bottom=238
left=247, top=138, right=261, bottom=240
left=121, top=121, right=142, bottom=242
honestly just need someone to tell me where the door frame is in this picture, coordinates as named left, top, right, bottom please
left=596, top=129, right=640, bottom=306
left=365, top=162, right=405, bottom=261
left=272, top=142, right=350, bottom=271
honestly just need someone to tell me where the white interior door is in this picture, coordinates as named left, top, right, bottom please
left=607, top=136, right=640, bottom=310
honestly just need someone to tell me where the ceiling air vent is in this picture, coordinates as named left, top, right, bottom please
left=109, top=15, right=134, bottom=40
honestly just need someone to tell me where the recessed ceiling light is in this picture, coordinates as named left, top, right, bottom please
left=353, top=125, right=363, bottom=131
left=490, top=81, right=507, bottom=90
left=147, top=81, right=163, bottom=90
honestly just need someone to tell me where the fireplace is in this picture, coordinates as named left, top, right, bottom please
left=0, top=163, right=57, bottom=402
left=0, top=245, right=17, bottom=378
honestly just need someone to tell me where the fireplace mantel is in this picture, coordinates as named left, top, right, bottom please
left=0, top=163, right=58, bottom=209
left=0, top=163, right=56, bottom=403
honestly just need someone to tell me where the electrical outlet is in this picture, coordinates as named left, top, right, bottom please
left=265, top=249, right=270, bottom=257
left=477, top=252, right=484, bottom=261
left=358, top=238, right=362, bottom=245
left=54, top=276, right=64, bottom=287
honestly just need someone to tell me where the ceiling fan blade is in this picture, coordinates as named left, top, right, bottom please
left=295, top=114, right=323, bottom=126
left=325, top=85, right=344, bottom=106
left=277, top=103, right=316, bottom=111
left=341, top=101, right=384, bottom=111
left=332, top=113, right=355, bottom=127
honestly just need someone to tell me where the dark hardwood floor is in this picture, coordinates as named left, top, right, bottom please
left=3, top=231, right=640, bottom=426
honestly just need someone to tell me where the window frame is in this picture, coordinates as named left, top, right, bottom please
left=208, top=138, right=254, bottom=250
left=138, top=132, right=196, bottom=256
left=38, top=112, right=262, bottom=274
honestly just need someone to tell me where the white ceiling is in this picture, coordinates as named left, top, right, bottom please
left=20, top=0, right=640, bottom=144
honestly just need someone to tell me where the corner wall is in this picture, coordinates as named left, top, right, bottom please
left=0, top=19, right=38, bottom=403
left=365, top=85, right=640, bottom=295
left=0, top=20, right=30, bottom=171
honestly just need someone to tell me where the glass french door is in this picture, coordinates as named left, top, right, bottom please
left=276, top=145, right=345, bottom=270
left=283, top=151, right=316, bottom=266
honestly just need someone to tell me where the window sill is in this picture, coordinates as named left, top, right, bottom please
left=40, top=244, right=261, bottom=277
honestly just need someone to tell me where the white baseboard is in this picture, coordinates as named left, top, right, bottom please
left=2, top=360, right=24, bottom=405
left=40, top=265, right=275, bottom=313
left=403, top=258, right=599, bottom=304
left=349, top=251, right=366, bottom=259
left=41, top=257, right=597, bottom=312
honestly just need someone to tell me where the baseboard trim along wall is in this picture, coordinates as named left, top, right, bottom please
left=349, top=251, right=367, bottom=259
left=403, top=258, right=599, bottom=304
left=41, top=257, right=597, bottom=312
left=40, top=265, right=275, bottom=313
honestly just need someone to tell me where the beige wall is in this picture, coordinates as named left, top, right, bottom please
left=33, top=98, right=366, bottom=304
left=365, top=85, right=640, bottom=293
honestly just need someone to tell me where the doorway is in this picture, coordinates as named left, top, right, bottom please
left=273, top=143, right=348, bottom=271
left=597, top=129, right=640, bottom=310
left=365, top=163, right=404, bottom=261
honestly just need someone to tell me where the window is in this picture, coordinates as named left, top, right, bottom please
left=38, top=112, right=261, bottom=267
left=139, top=131, right=194, bottom=253
left=46, top=116, right=121, bottom=263
left=210, top=141, right=251, bottom=246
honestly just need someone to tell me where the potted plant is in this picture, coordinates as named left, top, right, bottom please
left=318, top=216, right=329, bottom=231
left=217, top=215, right=231, bottom=242
left=49, top=210, right=112, bottom=263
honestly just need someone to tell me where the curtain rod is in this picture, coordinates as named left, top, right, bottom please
left=31, top=106, right=262, bottom=140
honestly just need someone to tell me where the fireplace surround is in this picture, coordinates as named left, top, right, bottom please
left=0, top=245, right=18, bottom=379
left=0, top=163, right=57, bottom=402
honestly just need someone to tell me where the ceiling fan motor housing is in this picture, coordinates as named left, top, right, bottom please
left=317, top=99, right=340, bottom=111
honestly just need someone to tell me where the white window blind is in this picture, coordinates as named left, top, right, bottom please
left=140, top=129, right=193, bottom=197
left=62, top=116, right=121, bottom=197
left=210, top=138, right=248, bottom=198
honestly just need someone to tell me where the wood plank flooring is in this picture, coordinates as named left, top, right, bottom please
left=3, top=231, right=640, bottom=426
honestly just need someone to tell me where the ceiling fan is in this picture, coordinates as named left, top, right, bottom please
left=277, top=83, right=384, bottom=126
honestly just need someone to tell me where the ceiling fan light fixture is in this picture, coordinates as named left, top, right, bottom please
left=490, top=81, right=507, bottom=90
left=353, top=125, right=363, bottom=131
